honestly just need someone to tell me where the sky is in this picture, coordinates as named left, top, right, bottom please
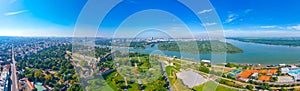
left=0, top=0, right=300, bottom=37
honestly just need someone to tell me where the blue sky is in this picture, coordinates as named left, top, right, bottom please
left=0, top=0, right=300, bottom=37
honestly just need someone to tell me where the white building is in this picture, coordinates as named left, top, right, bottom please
left=0, top=71, right=9, bottom=91
left=291, top=65, right=298, bottom=69
left=277, top=76, right=294, bottom=83
left=281, top=67, right=290, bottom=74
left=279, top=64, right=286, bottom=67
left=239, top=77, right=249, bottom=82
left=201, top=60, right=211, bottom=64
left=250, top=72, right=259, bottom=79
left=295, top=73, right=300, bottom=81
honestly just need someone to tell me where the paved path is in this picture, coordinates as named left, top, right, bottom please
left=11, top=45, right=18, bottom=91
left=159, top=60, right=173, bottom=91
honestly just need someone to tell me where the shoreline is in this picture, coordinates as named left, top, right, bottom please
left=230, top=39, right=300, bottom=48
left=160, top=54, right=299, bottom=67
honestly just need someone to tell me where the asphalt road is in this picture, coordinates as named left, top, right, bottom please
left=11, top=46, right=18, bottom=91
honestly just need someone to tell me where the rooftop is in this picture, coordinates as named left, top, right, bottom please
left=238, top=69, right=278, bottom=78
left=238, top=70, right=255, bottom=78
left=258, top=75, right=271, bottom=81
left=277, top=76, right=294, bottom=83
left=200, top=60, right=210, bottom=63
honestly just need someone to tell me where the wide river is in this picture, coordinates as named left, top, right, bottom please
left=115, top=39, right=300, bottom=65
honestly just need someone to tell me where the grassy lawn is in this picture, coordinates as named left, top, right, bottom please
left=166, top=66, right=190, bottom=91
left=172, top=79, right=191, bottom=91
left=139, top=56, right=147, bottom=62
left=166, top=66, right=179, bottom=78
left=166, top=66, right=173, bottom=76
left=127, top=83, right=140, bottom=91
left=193, top=81, right=238, bottom=91
left=87, top=78, right=113, bottom=91
left=174, top=63, right=181, bottom=70
left=105, top=72, right=123, bottom=91
left=131, top=57, right=138, bottom=61
left=138, top=57, right=151, bottom=69
left=102, top=55, right=168, bottom=91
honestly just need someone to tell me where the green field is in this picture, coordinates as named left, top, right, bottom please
left=87, top=78, right=113, bottom=91
left=99, top=53, right=168, bottom=91
left=193, top=81, right=239, bottom=91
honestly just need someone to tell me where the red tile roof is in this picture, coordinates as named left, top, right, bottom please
left=258, top=75, right=271, bottom=81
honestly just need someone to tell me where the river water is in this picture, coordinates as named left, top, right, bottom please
left=113, top=39, right=300, bottom=65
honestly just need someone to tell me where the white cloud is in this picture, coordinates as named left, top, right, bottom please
left=202, top=22, right=217, bottom=26
left=197, top=9, right=213, bottom=14
left=287, top=24, right=300, bottom=30
left=224, top=9, right=252, bottom=24
left=258, top=24, right=300, bottom=30
left=260, top=25, right=277, bottom=29
left=244, top=9, right=252, bottom=14
left=225, top=14, right=237, bottom=23
left=226, top=18, right=234, bottom=23
left=259, top=25, right=285, bottom=29
left=3, top=10, right=27, bottom=16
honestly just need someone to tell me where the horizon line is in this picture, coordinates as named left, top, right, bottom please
left=2, top=35, right=300, bottom=38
